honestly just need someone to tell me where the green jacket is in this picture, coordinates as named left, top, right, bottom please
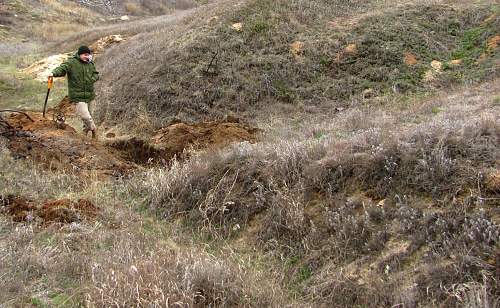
left=52, top=53, right=99, bottom=103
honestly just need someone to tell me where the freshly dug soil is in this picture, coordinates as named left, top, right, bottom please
left=2, top=98, right=259, bottom=172
left=1, top=195, right=101, bottom=225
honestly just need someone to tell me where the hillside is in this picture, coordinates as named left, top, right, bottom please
left=0, top=0, right=197, bottom=46
left=0, top=0, right=499, bottom=307
left=92, top=0, right=499, bottom=127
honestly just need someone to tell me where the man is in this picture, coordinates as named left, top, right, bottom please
left=51, top=46, right=99, bottom=138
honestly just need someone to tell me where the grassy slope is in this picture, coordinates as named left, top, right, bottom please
left=1, top=0, right=499, bottom=306
left=0, top=0, right=104, bottom=44
left=0, top=56, right=68, bottom=111
left=1, top=78, right=498, bottom=306
left=93, top=0, right=499, bottom=128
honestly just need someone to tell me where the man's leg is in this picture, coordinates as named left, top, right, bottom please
left=75, top=102, right=96, bottom=137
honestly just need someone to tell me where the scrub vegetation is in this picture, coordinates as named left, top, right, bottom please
left=1, top=0, right=499, bottom=306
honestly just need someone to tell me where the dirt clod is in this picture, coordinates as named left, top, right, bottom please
left=487, top=35, right=500, bottom=52
left=0, top=195, right=36, bottom=222
left=404, top=52, right=417, bottom=66
left=485, top=170, right=500, bottom=193
left=1, top=195, right=100, bottom=225
left=48, top=96, right=76, bottom=117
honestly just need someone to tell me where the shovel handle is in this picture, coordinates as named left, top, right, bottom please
left=47, top=76, right=54, bottom=89
left=42, top=76, right=53, bottom=118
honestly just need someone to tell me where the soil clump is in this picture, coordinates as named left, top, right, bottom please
left=1, top=195, right=101, bottom=225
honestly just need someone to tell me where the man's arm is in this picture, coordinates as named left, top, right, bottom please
left=92, top=63, right=99, bottom=82
left=52, top=61, right=70, bottom=77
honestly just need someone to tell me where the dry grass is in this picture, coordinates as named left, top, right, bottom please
left=84, top=0, right=500, bottom=130
left=87, top=243, right=246, bottom=306
left=140, top=79, right=499, bottom=306
left=0, top=142, right=286, bottom=306
left=1, top=0, right=499, bottom=306
left=24, top=22, right=88, bottom=42
left=1, top=0, right=104, bottom=43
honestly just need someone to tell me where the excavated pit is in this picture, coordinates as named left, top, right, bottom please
left=106, top=137, right=168, bottom=165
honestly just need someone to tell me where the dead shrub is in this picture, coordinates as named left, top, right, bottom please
left=258, top=187, right=311, bottom=256
left=87, top=248, right=245, bottom=307
left=124, top=2, right=143, bottom=15
left=310, top=118, right=499, bottom=199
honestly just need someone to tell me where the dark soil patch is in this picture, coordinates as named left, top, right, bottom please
left=1, top=195, right=101, bottom=225
left=106, top=137, right=168, bottom=165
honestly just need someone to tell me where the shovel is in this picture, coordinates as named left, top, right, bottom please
left=42, top=76, right=54, bottom=118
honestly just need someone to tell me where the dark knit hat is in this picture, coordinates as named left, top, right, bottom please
left=77, top=46, right=91, bottom=55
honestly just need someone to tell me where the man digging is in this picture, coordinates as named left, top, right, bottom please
left=51, top=46, right=99, bottom=139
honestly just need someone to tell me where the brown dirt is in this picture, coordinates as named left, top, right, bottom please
left=1, top=195, right=101, bottom=225
left=404, top=52, right=418, bottom=66
left=487, top=35, right=500, bottom=52
left=3, top=110, right=135, bottom=175
left=0, top=195, right=37, bottom=222
left=47, top=96, right=76, bottom=117
left=3, top=98, right=258, bottom=172
left=151, top=121, right=259, bottom=157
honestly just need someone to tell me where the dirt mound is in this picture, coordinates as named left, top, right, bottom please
left=107, top=120, right=259, bottom=164
left=151, top=121, right=259, bottom=155
left=0, top=195, right=101, bottom=224
left=3, top=97, right=258, bottom=171
left=89, top=34, right=125, bottom=55
left=48, top=96, right=76, bottom=117
left=2, top=111, right=135, bottom=175
left=6, top=109, right=74, bottom=133
left=3, top=108, right=258, bottom=172
left=20, top=54, right=71, bottom=82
